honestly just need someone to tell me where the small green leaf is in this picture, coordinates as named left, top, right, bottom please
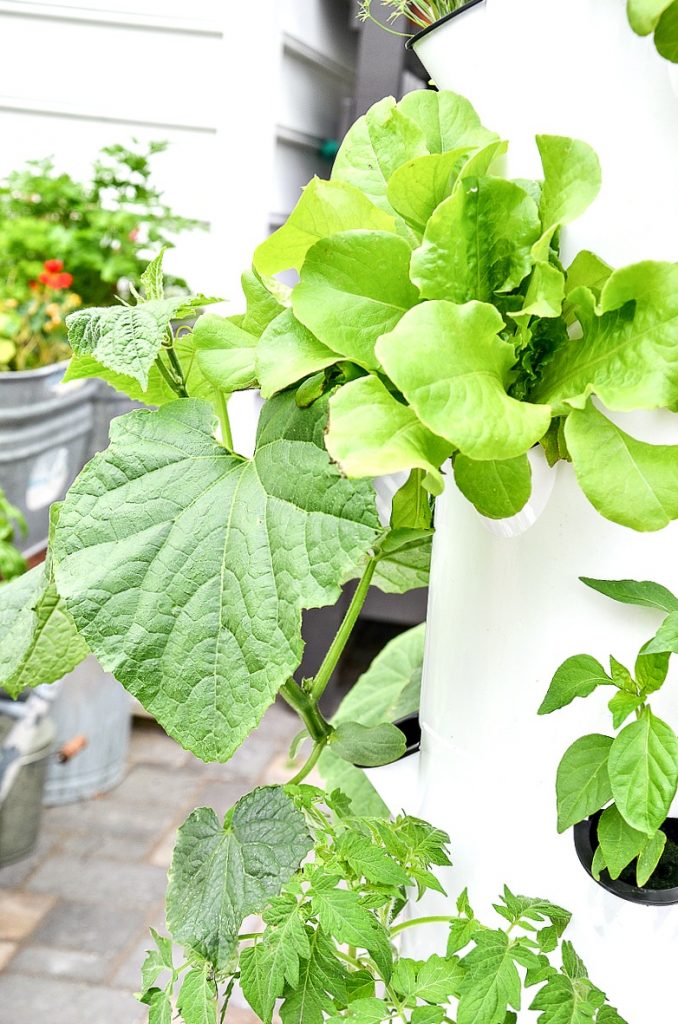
left=176, top=967, right=218, bottom=1024
left=457, top=930, right=521, bottom=1024
left=637, top=829, right=668, bottom=886
left=387, top=147, right=476, bottom=234
left=279, top=927, right=349, bottom=1024
left=608, top=708, right=678, bottom=834
left=332, top=95, right=428, bottom=216
left=377, top=300, right=551, bottom=462
left=454, top=454, right=532, bottom=520
left=139, top=950, right=166, bottom=996
left=591, top=846, right=606, bottom=881
left=535, top=135, right=601, bottom=237
left=146, top=988, right=173, bottom=1024
left=597, top=804, right=646, bottom=879
left=257, top=309, right=336, bottom=399
left=579, top=576, right=678, bottom=613
left=319, top=624, right=424, bottom=815
left=166, top=787, right=311, bottom=970
left=644, top=611, right=678, bottom=655
left=391, top=469, right=433, bottom=530
left=556, top=735, right=614, bottom=833
left=293, top=231, right=420, bottom=371
left=535, top=262, right=678, bottom=412
left=240, top=267, right=287, bottom=336
left=655, top=0, right=678, bottom=60
left=397, top=89, right=496, bottom=156
left=373, top=528, right=432, bottom=595
left=416, top=954, right=465, bottom=1002
left=192, top=315, right=257, bottom=392
left=140, top=247, right=168, bottom=301
left=411, top=177, right=541, bottom=304
left=254, top=177, right=394, bottom=275
left=0, top=561, right=88, bottom=699
left=566, top=403, right=678, bottom=530
left=335, top=831, right=410, bottom=887
left=66, top=297, right=190, bottom=388
left=608, top=691, right=644, bottom=730
left=240, top=895, right=309, bottom=1024
left=539, top=655, right=611, bottom=715
left=309, top=878, right=390, bottom=973
left=627, top=0, right=674, bottom=34
left=330, top=721, right=406, bottom=767
left=327, top=375, right=449, bottom=494
left=635, top=651, right=670, bottom=694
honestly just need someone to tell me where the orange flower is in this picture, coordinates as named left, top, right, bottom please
left=43, top=258, right=64, bottom=273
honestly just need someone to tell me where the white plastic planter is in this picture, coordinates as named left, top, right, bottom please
left=373, top=1, right=678, bottom=1017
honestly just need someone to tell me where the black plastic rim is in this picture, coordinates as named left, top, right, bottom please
left=394, top=713, right=421, bottom=757
left=574, top=813, right=678, bottom=907
left=405, top=0, right=485, bottom=50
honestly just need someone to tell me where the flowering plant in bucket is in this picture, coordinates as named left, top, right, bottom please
left=541, top=577, right=678, bottom=891
left=0, top=259, right=81, bottom=371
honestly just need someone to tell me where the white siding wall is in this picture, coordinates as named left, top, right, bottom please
left=0, top=0, right=356, bottom=302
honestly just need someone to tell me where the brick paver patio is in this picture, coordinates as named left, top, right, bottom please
left=0, top=702, right=300, bottom=1023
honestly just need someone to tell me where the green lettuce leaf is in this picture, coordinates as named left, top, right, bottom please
left=254, top=177, right=394, bottom=276
left=377, top=300, right=552, bottom=460
left=326, top=375, right=449, bottom=492
left=397, top=89, right=496, bottom=155
left=193, top=314, right=258, bottom=392
left=565, top=403, right=678, bottom=531
left=410, top=177, right=541, bottom=303
left=534, top=263, right=678, bottom=412
left=331, top=96, right=428, bottom=216
left=257, top=309, right=337, bottom=399
left=293, top=231, right=419, bottom=371
left=453, top=454, right=532, bottom=519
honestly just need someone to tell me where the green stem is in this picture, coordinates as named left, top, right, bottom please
left=288, top=739, right=327, bottom=785
left=390, top=915, right=456, bottom=937
left=215, top=389, right=233, bottom=450
left=155, top=354, right=184, bottom=397
left=166, top=344, right=189, bottom=397
left=281, top=679, right=332, bottom=744
left=334, top=948, right=366, bottom=971
left=310, top=557, right=378, bottom=702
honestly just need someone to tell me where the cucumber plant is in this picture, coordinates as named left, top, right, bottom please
left=540, top=577, right=678, bottom=889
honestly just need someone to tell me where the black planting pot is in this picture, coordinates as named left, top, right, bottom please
left=574, top=811, right=678, bottom=907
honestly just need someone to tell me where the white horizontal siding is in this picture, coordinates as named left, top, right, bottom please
left=0, top=0, right=220, bottom=31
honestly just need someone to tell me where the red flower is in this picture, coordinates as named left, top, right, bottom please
left=28, top=280, right=38, bottom=290
left=38, top=270, right=73, bottom=290
left=43, top=258, right=64, bottom=273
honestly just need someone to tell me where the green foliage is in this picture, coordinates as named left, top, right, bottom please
left=151, top=786, right=625, bottom=1024
left=0, top=486, right=27, bottom=582
left=357, top=1, right=470, bottom=35
left=543, top=577, right=678, bottom=886
left=0, top=142, right=199, bottom=370
left=627, top=0, right=678, bottom=60
left=0, top=507, right=88, bottom=697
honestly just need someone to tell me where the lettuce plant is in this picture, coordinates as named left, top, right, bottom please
left=540, top=577, right=678, bottom=889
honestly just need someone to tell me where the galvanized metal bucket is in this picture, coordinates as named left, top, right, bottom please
left=0, top=701, right=55, bottom=867
left=43, top=656, right=131, bottom=806
left=0, top=362, right=95, bottom=551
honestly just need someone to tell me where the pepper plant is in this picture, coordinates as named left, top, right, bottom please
left=540, top=577, right=678, bottom=889
left=0, top=87, right=669, bottom=1021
